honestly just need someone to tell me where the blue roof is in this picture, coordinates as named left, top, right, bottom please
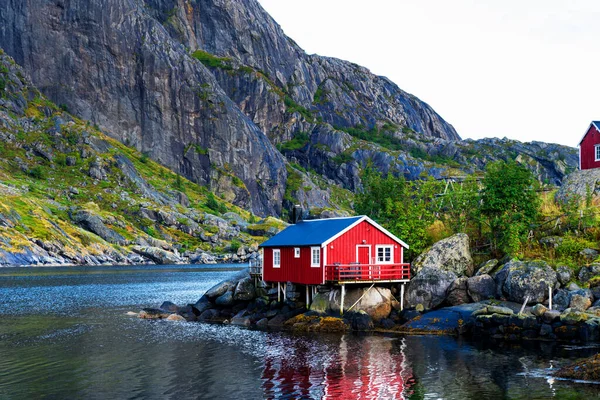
left=259, top=216, right=363, bottom=247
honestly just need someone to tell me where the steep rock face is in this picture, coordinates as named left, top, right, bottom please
left=0, top=0, right=286, bottom=216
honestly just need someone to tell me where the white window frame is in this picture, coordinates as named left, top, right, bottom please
left=376, top=245, right=394, bottom=264
left=595, top=144, right=600, bottom=161
left=294, top=247, right=300, bottom=258
left=311, top=247, right=321, bottom=268
left=273, top=249, right=280, bottom=268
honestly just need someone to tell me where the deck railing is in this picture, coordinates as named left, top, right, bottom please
left=249, top=258, right=263, bottom=276
left=325, top=263, right=411, bottom=282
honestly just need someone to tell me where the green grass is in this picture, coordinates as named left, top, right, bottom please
left=191, top=50, right=233, bottom=71
left=277, top=132, right=309, bottom=152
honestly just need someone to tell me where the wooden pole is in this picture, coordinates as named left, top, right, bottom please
left=519, top=296, right=530, bottom=314
left=277, top=282, right=281, bottom=303
left=549, top=287, right=553, bottom=310
left=340, top=284, right=346, bottom=315
left=306, top=285, right=310, bottom=306
left=400, top=283, right=405, bottom=311
left=283, top=283, right=287, bottom=301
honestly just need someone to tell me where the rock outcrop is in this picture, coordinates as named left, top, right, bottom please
left=412, top=233, right=473, bottom=276
left=310, top=286, right=395, bottom=321
left=497, top=260, right=558, bottom=305
left=406, top=267, right=457, bottom=310
left=556, top=168, right=600, bottom=203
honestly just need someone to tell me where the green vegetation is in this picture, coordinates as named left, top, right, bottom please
left=277, top=132, right=309, bottom=152
left=480, top=161, right=540, bottom=254
left=191, top=50, right=233, bottom=70
left=332, top=152, right=353, bottom=165
left=355, top=160, right=600, bottom=264
left=284, top=165, right=303, bottom=203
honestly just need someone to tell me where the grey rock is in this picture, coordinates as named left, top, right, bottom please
left=233, top=277, right=256, bottom=301
left=406, top=267, right=457, bottom=310
left=215, top=291, right=234, bottom=306
left=539, top=323, right=553, bottom=336
left=72, top=210, right=126, bottom=245
left=567, top=282, right=581, bottom=291
left=475, top=259, right=499, bottom=276
left=556, top=265, right=573, bottom=286
left=569, top=289, right=593, bottom=311
left=256, top=318, right=269, bottom=328
left=467, top=274, right=496, bottom=302
left=131, top=246, right=181, bottom=265
left=206, top=281, right=236, bottom=299
left=502, top=260, right=557, bottom=304
left=412, top=233, right=473, bottom=277
left=539, top=236, right=563, bottom=249
left=578, top=263, right=600, bottom=283
left=531, top=304, right=547, bottom=317
left=446, top=277, right=469, bottom=306
left=543, top=309, right=561, bottom=323
left=160, top=301, right=179, bottom=313
left=556, top=169, right=600, bottom=204
left=552, top=289, right=571, bottom=312
left=581, top=248, right=599, bottom=262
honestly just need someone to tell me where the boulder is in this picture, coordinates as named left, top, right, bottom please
left=131, top=246, right=181, bottom=265
left=567, top=282, right=580, bottom=291
left=569, top=289, right=593, bottom=311
left=475, top=259, right=499, bottom=276
left=543, top=310, right=561, bottom=323
left=233, top=277, right=255, bottom=301
left=555, top=266, right=573, bottom=286
left=311, top=286, right=394, bottom=320
left=231, top=316, right=251, bottom=326
left=349, top=312, right=374, bottom=331
left=412, top=233, right=473, bottom=276
left=578, top=264, right=600, bottom=283
left=581, top=248, right=599, bottom=262
left=493, top=262, right=511, bottom=299
left=160, top=301, right=179, bottom=313
left=552, top=289, right=571, bottom=311
left=501, top=260, right=557, bottom=304
left=467, top=274, right=496, bottom=302
left=73, top=210, right=126, bottom=245
left=206, top=281, right=236, bottom=299
left=215, top=291, right=234, bottom=306
left=256, top=318, right=269, bottom=328
left=556, top=168, right=600, bottom=204
left=166, top=314, right=186, bottom=322
left=139, top=308, right=171, bottom=319
left=406, top=267, right=457, bottom=310
left=539, top=236, right=563, bottom=249
left=446, top=277, right=469, bottom=306
left=531, top=304, right=547, bottom=317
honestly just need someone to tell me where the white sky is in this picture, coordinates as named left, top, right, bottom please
left=257, top=0, right=600, bottom=147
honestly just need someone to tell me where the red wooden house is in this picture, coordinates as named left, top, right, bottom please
left=257, top=216, right=410, bottom=309
left=579, top=121, right=600, bottom=170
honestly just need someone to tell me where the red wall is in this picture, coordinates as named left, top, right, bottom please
left=327, top=220, right=402, bottom=265
left=262, top=246, right=323, bottom=285
left=580, top=125, right=600, bottom=170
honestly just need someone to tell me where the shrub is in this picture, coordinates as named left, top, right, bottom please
left=191, top=50, right=233, bottom=70
left=230, top=239, right=241, bottom=253
left=28, top=166, right=45, bottom=180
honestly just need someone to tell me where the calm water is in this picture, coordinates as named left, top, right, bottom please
left=1, top=265, right=600, bottom=399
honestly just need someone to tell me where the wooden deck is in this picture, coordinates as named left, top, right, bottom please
left=325, top=263, right=410, bottom=284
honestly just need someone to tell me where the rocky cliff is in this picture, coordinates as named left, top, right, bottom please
left=0, top=49, right=284, bottom=266
left=0, top=0, right=578, bottom=217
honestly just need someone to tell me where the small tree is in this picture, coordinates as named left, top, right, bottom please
left=480, top=161, right=540, bottom=255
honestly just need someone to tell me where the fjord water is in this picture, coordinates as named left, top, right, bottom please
left=0, top=266, right=599, bottom=400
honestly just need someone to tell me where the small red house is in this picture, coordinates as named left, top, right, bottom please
left=579, top=121, right=600, bottom=170
left=258, top=216, right=410, bottom=287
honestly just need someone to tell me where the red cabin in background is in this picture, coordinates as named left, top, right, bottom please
left=258, top=216, right=410, bottom=287
left=579, top=121, right=600, bottom=170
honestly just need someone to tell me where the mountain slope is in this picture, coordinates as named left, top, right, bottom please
left=0, top=0, right=459, bottom=216
left=0, top=0, right=579, bottom=219
left=0, top=50, right=282, bottom=266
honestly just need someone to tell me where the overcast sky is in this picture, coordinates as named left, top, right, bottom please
left=258, top=0, right=600, bottom=148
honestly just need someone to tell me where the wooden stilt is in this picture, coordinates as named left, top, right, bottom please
left=549, top=287, right=553, bottom=310
left=306, top=286, right=310, bottom=306
left=283, top=283, right=287, bottom=301
left=400, top=283, right=405, bottom=311
left=340, top=284, right=346, bottom=315
left=277, top=282, right=281, bottom=303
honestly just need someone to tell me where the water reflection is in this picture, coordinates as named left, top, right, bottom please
left=262, top=334, right=414, bottom=399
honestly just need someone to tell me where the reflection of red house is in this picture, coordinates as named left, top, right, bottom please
left=261, top=335, right=415, bottom=399
left=579, top=121, right=600, bottom=170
